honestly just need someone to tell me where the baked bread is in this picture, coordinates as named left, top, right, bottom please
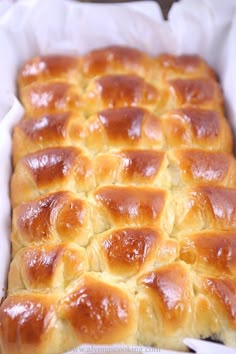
left=1, top=46, right=236, bottom=353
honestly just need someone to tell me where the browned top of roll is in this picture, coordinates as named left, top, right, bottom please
left=81, top=45, right=153, bottom=77
left=5, top=45, right=236, bottom=353
left=60, top=274, right=136, bottom=344
left=18, top=55, right=80, bottom=88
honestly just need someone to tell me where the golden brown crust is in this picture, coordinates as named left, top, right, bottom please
left=20, top=81, right=81, bottom=116
left=175, top=186, right=236, bottom=233
left=13, top=112, right=72, bottom=164
left=115, top=150, right=166, bottom=184
left=0, top=294, right=60, bottom=354
left=14, top=107, right=164, bottom=153
left=85, top=75, right=160, bottom=113
left=169, top=149, right=236, bottom=186
left=13, top=112, right=166, bottom=164
left=4, top=46, right=236, bottom=352
left=138, top=262, right=192, bottom=334
left=95, top=150, right=166, bottom=184
left=59, top=274, right=137, bottom=344
left=81, top=45, right=153, bottom=78
left=88, top=228, right=178, bottom=277
left=18, top=55, right=80, bottom=88
left=168, top=78, right=223, bottom=112
left=180, top=231, right=236, bottom=275
left=92, top=227, right=161, bottom=276
left=199, top=276, right=236, bottom=329
left=8, top=243, right=88, bottom=293
left=11, top=191, right=92, bottom=253
left=11, top=147, right=95, bottom=205
left=162, top=107, right=233, bottom=151
left=21, top=147, right=82, bottom=186
left=94, top=186, right=173, bottom=232
left=157, top=54, right=217, bottom=80
left=84, top=107, right=164, bottom=152
left=13, top=106, right=233, bottom=164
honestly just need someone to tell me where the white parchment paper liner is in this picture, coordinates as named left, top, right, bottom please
left=0, top=1, right=236, bottom=353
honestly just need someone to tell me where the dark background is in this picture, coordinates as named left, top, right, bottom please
left=78, top=0, right=178, bottom=18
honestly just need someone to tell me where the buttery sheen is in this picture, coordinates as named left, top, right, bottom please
left=1, top=46, right=236, bottom=354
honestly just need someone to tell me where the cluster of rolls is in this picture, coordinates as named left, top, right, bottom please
left=0, top=46, right=236, bottom=354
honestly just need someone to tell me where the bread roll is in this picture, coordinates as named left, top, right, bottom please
left=1, top=46, right=236, bottom=353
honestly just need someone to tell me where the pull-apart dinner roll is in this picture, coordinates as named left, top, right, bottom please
left=2, top=46, right=236, bottom=353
